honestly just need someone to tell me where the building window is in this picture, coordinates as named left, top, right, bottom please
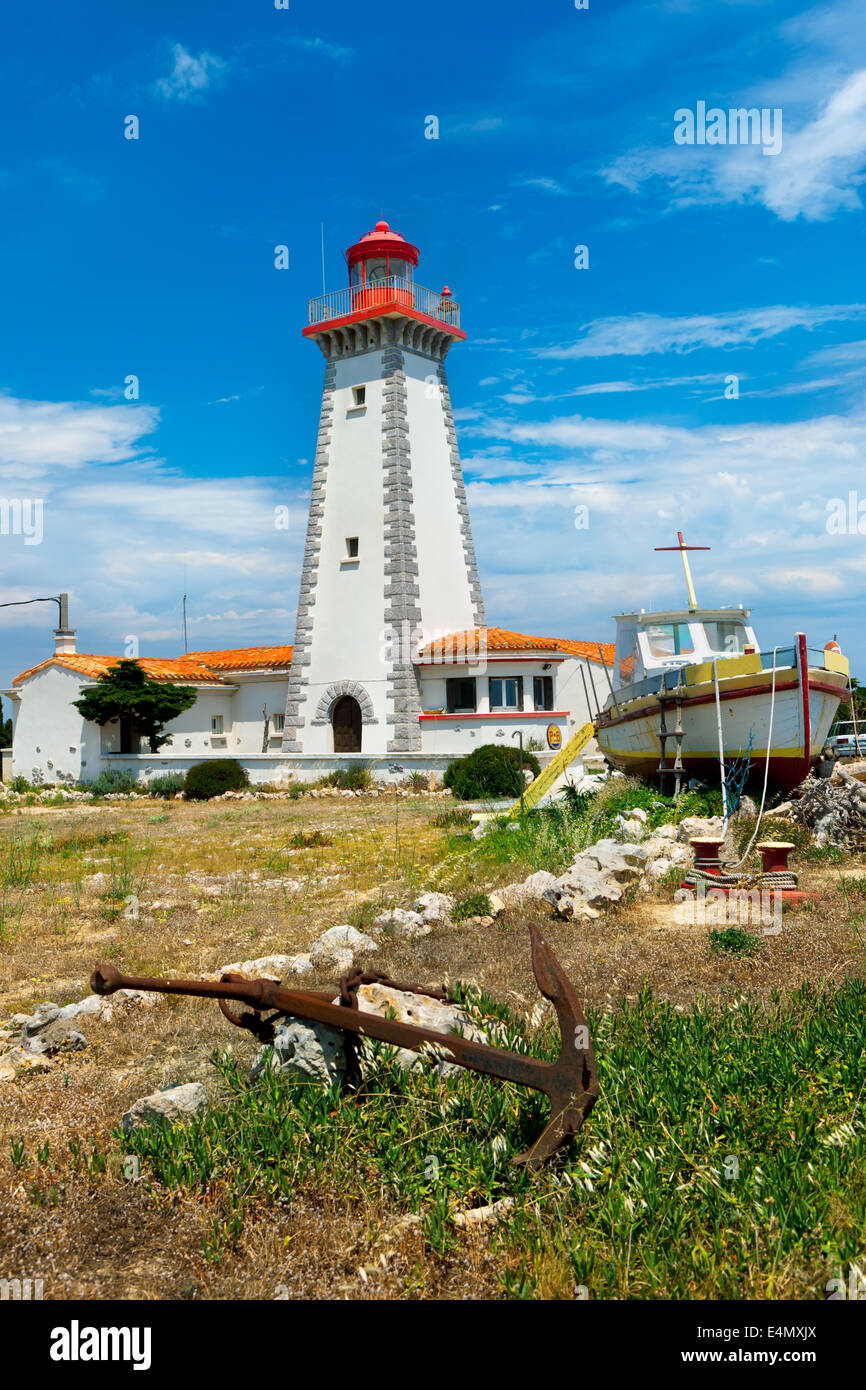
left=273, top=713, right=285, bottom=733
left=211, top=715, right=224, bottom=735
left=534, top=675, right=554, bottom=710
left=352, top=385, right=366, bottom=407
left=489, top=676, right=523, bottom=711
left=346, top=536, right=359, bottom=558
left=446, top=677, right=476, bottom=713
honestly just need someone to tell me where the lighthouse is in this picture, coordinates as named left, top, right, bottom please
left=281, top=219, right=486, bottom=757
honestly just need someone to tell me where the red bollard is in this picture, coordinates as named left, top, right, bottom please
left=756, top=841, right=795, bottom=875
left=690, top=837, right=724, bottom=875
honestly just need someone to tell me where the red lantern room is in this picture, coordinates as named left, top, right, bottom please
left=304, top=217, right=465, bottom=343
left=346, top=220, right=419, bottom=309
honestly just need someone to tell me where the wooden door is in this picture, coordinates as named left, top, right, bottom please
left=332, top=696, right=362, bottom=752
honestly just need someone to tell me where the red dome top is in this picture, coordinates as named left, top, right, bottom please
left=346, top=219, right=419, bottom=269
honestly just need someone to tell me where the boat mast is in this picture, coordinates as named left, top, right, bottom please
left=654, top=531, right=710, bottom=612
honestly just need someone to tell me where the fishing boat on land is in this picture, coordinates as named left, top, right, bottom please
left=593, top=534, right=850, bottom=794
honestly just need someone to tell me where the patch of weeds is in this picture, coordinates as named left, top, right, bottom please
left=319, top=766, right=372, bottom=791
left=289, top=830, right=333, bottom=849
left=452, top=891, right=492, bottom=922
left=801, top=843, right=845, bottom=865
left=433, top=807, right=472, bottom=829
left=709, top=927, right=764, bottom=957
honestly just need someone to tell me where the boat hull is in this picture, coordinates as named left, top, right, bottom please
left=595, top=664, right=847, bottom=793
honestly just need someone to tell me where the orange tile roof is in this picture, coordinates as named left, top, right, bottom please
left=183, top=646, right=294, bottom=672
left=14, top=646, right=294, bottom=686
left=417, top=628, right=614, bottom=664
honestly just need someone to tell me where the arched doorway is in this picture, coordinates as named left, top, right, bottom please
left=332, top=695, right=362, bottom=752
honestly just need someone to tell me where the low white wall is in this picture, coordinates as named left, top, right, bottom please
left=99, top=752, right=458, bottom=786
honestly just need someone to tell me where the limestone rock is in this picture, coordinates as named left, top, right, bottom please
left=676, top=816, right=725, bottom=844
left=0, top=1048, right=51, bottom=1080
left=583, top=838, right=648, bottom=878
left=651, top=822, right=678, bottom=842
left=412, top=891, right=454, bottom=924
left=372, top=907, right=431, bottom=939
left=310, top=925, right=379, bottom=966
left=24, top=1019, right=86, bottom=1055
left=251, top=1018, right=347, bottom=1086
left=543, top=838, right=647, bottom=919
left=22, top=1002, right=61, bottom=1037
left=453, top=1197, right=515, bottom=1229
left=122, top=1081, right=208, bottom=1133
left=350, top=982, right=489, bottom=1077
left=496, top=870, right=558, bottom=907
left=646, top=857, right=674, bottom=880
left=216, top=952, right=316, bottom=981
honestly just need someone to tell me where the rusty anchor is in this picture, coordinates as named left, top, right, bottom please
left=90, top=925, right=598, bottom=1167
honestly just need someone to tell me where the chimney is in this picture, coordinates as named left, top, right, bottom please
left=53, top=592, right=76, bottom=655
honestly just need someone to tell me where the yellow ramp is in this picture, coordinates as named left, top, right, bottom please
left=508, top=722, right=596, bottom=816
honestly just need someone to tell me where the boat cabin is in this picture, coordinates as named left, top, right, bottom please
left=613, top=608, right=758, bottom=690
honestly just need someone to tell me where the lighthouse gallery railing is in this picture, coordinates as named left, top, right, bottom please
left=307, top=277, right=460, bottom=329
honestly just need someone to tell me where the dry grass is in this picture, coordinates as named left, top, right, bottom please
left=1, top=794, right=864, bottom=1300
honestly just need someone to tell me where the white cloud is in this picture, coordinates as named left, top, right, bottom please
left=457, top=401, right=866, bottom=666
left=603, top=69, right=866, bottom=222
left=154, top=43, right=229, bottom=103
left=0, top=396, right=159, bottom=478
left=535, top=304, right=866, bottom=359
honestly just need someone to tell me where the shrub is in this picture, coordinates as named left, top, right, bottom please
left=8, top=776, right=31, bottom=793
left=407, top=771, right=428, bottom=791
left=147, top=773, right=185, bottom=799
left=183, top=759, right=249, bottom=801
left=87, top=768, right=139, bottom=796
left=443, top=744, right=541, bottom=801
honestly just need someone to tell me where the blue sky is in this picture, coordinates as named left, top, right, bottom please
left=2, top=0, right=866, bottom=696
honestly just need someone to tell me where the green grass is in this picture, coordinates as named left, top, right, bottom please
left=115, top=978, right=866, bottom=1297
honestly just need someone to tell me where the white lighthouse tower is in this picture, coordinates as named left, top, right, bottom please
left=281, top=219, right=485, bottom=758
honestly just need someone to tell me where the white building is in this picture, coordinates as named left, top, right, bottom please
left=5, top=219, right=613, bottom=785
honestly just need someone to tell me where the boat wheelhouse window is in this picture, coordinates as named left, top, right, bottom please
left=702, top=621, right=746, bottom=655
left=646, top=623, right=695, bottom=659
left=446, top=677, right=476, bottom=713
left=489, top=676, right=524, bottom=711
left=533, top=675, right=554, bottom=710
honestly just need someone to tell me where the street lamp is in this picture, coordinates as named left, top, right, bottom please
left=512, top=729, right=525, bottom=816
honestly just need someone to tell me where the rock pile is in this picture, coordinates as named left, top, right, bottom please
left=493, top=817, right=729, bottom=920
left=792, top=764, right=866, bottom=848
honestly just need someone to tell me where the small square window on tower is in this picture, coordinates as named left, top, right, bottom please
left=346, top=537, right=359, bottom=558
left=352, top=386, right=366, bottom=407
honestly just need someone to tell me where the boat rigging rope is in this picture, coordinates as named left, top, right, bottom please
left=722, top=645, right=780, bottom=873
left=713, top=660, right=729, bottom=830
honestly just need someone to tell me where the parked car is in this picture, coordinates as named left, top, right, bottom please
left=825, top=721, right=866, bottom=758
